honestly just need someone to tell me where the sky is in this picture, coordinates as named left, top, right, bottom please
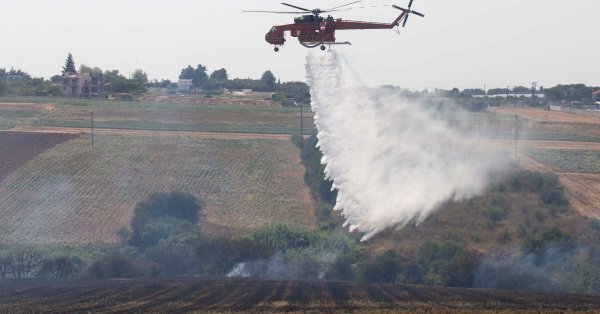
left=1, top=0, right=599, bottom=90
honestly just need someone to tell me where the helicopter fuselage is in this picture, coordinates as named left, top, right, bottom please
left=265, top=12, right=408, bottom=49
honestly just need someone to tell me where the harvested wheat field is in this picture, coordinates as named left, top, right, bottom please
left=0, top=133, right=314, bottom=244
left=520, top=153, right=600, bottom=220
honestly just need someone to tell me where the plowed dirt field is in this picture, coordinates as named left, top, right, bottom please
left=0, top=131, right=77, bottom=181
left=1, top=279, right=599, bottom=313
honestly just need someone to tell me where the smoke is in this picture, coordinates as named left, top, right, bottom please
left=227, top=254, right=289, bottom=279
left=474, top=245, right=581, bottom=293
left=305, top=52, right=508, bottom=240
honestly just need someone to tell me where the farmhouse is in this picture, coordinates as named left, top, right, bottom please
left=62, top=73, right=98, bottom=97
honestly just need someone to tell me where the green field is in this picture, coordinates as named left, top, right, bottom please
left=524, top=148, right=600, bottom=173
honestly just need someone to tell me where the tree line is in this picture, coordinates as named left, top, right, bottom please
left=0, top=54, right=311, bottom=104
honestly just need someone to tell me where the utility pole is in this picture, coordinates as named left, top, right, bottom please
left=515, top=114, right=518, bottom=160
left=300, top=104, right=304, bottom=149
left=531, top=82, right=537, bottom=107
left=91, top=111, right=94, bottom=150
left=483, top=84, right=487, bottom=108
left=506, top=86, right=510, bottom=107
left=514, top=86, right=517, bottom=107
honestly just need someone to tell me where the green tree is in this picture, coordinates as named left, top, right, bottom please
left=129, top=192, right=203, bottom=248
left=85, top=251, right=145, bottom=279
left=132, top=69, right=148, bottom=84
left=210, top=68, right=228, bottom=82
left=260, top=70, right=276, bottom=91
left=79, top=64, right=92, bottom=74
left=251, top=224, right=312, bottom=251
left=522, top=227, right=576, bottom=264
left=102, top=69, right=123, bottom=84
left=179, top=64, right=208, bottom=88
left=0, top=77, right=6, bottom=96
left=50, top=75, right=62, bottom=84
left=361, top=250, right=401, bottom=283
left=179, top=65, right=194, bottom=80
left=274, top=82, right=311, bottom=104
left=62, top=53, right=77, bottom=74
left=545, top=84, right=594, bottom=103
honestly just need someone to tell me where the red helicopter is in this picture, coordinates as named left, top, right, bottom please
left=244, top=0, right=424, bottom=52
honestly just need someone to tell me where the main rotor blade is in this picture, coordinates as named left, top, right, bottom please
left=326, top=0, right=362, bottom=11
left=392, top=5, right=408, bottom=12
left=242, top=10, right=306, bottom=14
left=411, top=10, right=425, bottom=17
left=408, top=0, right=414, bottom=9
left=402, top=15, right=409, bottom=27
left=281, top=3, right=311, bottom=12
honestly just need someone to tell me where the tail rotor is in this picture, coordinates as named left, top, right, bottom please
left=393, top=0, right=424, bottom=27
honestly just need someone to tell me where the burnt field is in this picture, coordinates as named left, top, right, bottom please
left=0, top=131, right=78, bottom=181
left=1, top=279, right=600, bottom=313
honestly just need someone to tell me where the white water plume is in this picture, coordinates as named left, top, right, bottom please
left=305, top=52, right=507, bottom=241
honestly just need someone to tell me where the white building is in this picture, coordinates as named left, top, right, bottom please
left=177, top=79, right=193, bottom=91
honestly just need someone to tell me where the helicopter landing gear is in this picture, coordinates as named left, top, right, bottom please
left=274, top=47, right=279, bottom=52
left=320, top=45, right=326, bottom=51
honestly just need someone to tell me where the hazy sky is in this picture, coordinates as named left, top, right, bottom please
left=2, top=0, right=599, bottom=90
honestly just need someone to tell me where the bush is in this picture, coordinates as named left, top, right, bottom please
left=129, top=192, right=202, bottom=248
left=510, top=170, right=544, bottom=192
left=393, top=240, right=477, bottom=287
left=132, top=192, right=202, bottom=226
left=196, top=237, right=272, bottom=275
left=85, top=251, right=147, bottom=279
left=540, top=174, right=568, bottom=206
left=143, top=245, right=198, bottom=277
left=251, top=224, right=313, bottom=252
left=591, top=220, right=600, bottom=232
left=522, top=227, right=577, bottom=264
left=361, top=250, right=402, bottom=283
left=509, top=171, right=568, bottom=206
left=535, top=210, right=545, bottom=223
left=37, top=256, right=83, bottom=279
left=134, top=218, right=201, bottom=249
left=485, top=206, right=508, bottom=225
left=488, top=193, right=509, bottom=210
left=498, top=230, right=512, bottom=244
left=223, top=224, right=363, bottom=280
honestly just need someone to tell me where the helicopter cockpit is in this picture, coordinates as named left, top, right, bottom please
left=294, top=15, right=324, bottom=24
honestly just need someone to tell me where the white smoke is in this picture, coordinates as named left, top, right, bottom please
left=305, top=52, right=507, bottom=241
